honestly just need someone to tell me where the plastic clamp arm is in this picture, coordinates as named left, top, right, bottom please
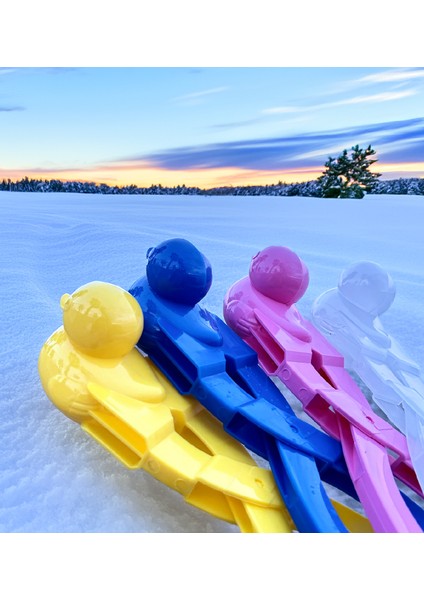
left=244, top=309, right=424, bottom=531
left=144, top=316, right=226, bottom=394
left=84, top=382, right=293, bottom=532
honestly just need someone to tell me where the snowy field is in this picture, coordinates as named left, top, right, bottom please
left=2, top=190, right=424, bottom=533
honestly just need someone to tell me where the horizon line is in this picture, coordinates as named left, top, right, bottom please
left=2, top=173, right=424, bottom=192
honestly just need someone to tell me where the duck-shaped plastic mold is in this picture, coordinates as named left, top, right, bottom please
left=312, top=260, right=424, bottom=494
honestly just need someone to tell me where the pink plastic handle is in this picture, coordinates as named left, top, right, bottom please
left=224, top=246, right=422, bottom=532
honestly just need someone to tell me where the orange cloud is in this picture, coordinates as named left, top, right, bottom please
left=0, top=162, right=323, bottom=188
left=1, top=161, right=423, bottom=189
left=377, top=162, right=424, bottom=175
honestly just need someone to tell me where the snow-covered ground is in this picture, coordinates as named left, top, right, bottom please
left=2, top=190, right=424, bottom=533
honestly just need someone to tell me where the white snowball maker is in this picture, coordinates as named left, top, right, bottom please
left=312, top=261, right=424, bottom=494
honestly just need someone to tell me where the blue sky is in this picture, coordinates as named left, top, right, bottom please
left=1, top=67, right=424, bottom=187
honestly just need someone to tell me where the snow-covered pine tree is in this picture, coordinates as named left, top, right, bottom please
left=318, top=144, right=381, bottom=198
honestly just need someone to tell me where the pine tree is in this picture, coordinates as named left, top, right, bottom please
left=318, top=144, right=381, bottom=198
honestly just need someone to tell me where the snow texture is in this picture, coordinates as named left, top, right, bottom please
left=2, top=191, right=424, bottom=533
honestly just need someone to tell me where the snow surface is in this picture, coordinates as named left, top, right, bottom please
left=2, top=190, right=424, bottom=533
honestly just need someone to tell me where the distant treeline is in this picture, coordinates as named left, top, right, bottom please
left=1, top=176, right=424, bottom=196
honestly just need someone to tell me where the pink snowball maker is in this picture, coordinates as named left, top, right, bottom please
left=224, top=246, right=423, bottom=533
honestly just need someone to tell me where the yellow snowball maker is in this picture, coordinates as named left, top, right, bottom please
left=39, top=281, right=372, bottom=533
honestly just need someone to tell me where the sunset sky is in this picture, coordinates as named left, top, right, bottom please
left=1, top=66, right=424, bottom=188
